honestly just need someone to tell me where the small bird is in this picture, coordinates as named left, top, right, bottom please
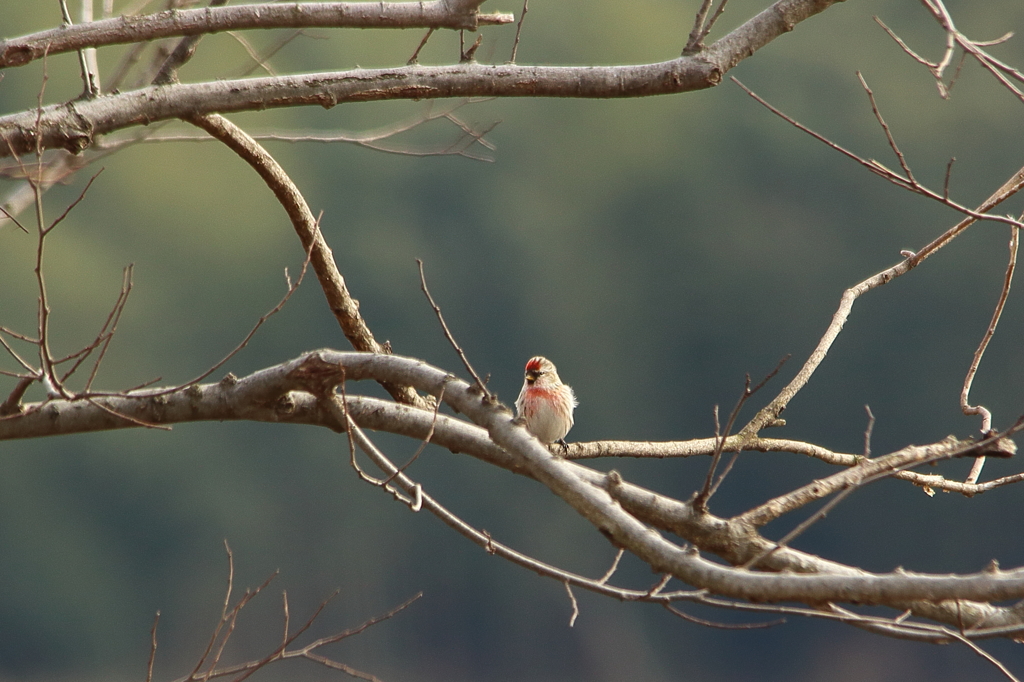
left=515, top=356, right=578, bottom=449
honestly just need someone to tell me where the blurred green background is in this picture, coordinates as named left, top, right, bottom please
left=3, top=0, right=1024, bottom=680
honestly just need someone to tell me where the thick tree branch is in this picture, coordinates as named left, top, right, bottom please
left=3, top=351, right=1024, bottom=634
left=6, top=350, right=1024, bottom=610
left=0, top=2, right=512, bottom=70
left=0, top=0, right=844, bottom=159
left=2, top=362, right=1016, bottom=507
left=304, top=353, right=1024, bottom=607
left=0, top=62, right=712, bottom=158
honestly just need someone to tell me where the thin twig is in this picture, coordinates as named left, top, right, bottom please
left=129, top=102, right=499, bottom=161
left=702, top=1, right=729, bottom=42
left=696, top=356, right=789, bottom=510
left=164, top=541, right=409, bottom=682
left=461, top=33, right=483, bottom=63
left=944, top=157, right=956, bottom=200
left=145, top=222, right=316, bottom=398
left=597, top=548, right=625, bottom=585
left=732, top=77, right=1024, bottom=230
left=224, top=28, right=307, bottom=79
left=83, top=265, right=134, bottom=392
left=280, top=591, right=291, bottom=651
left=881, top=1, right=1024, bottom=105
left=146, top=611, right=160, bottom=682
left=42, top=170, right=101, bottom=235
left=58, top=0, right=99, bottom=97
left=647, top=573, right=673, bottom=597
left=291, top=591, right=421, bottom=653
left=741, top=480, right=866, bottom=569
left=0, top=328, right=36, bottom=373
left=54, top=264, right=134, bottom=390
left=737, top=419, right=1024, bottom=532
left=408, top=28, right=435, bottom=64
left=857, top=72, right=914, bottom=182
left=874, top=16, right=937, bottom=70
left=564, top=580, right=579, bottom=627
left=0, top=204, right=29, bottom=233
left=664, top=603, right=784, bottom=630
left=85, top=395, right=171, bottom=431
left=962, top=223, right=1018, bottom=436
left=684, top=0, right=715, bottom=54
left=509, top=0, right=528, bottom=63
left=963, top=223, right=1019, bottom=484
left=416, top=259, right=491, bottom=397
left=231, top=590, right=341, bottom=682
left=382, top=384, right=445, bottom=487
left=863, top=405, right=875, bottom=458
left=732, top=80, right=1024, bottom=435
left=340, top=373, right=390, bottom=488
left=946, top=49, right=969, bottom=95
left=187, top=541, right=237, bottom=680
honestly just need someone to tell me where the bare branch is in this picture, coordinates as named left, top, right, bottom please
left=509, top=0, right=529, bottom=63
left=408, top=28, right=436, bottom=65
left=563, top=581, right=579, bottom=627
left=417, top=259, right=491, bottom=397
left=0, top=376, right=33, bottom=416
left=664, top=603, right=784, bottom=630
left=733, top=77, right=1024, bottom=230
left=57, top=0, right=100, bottom=97
left=684, top=0, right=730, bottom=55
left=738, top=430, right=1020, bottom=530
left=154, top=542, right=415, bottom=682
left=738, top=157, right=1024, bottom=436
left=696, top=356, right=789, bottom=510
left=963, top=223, right=1019, bottom=485
left=327, top=393, right=679, bottom=603
left=108, top=100, right=499, bottom=161
left=0, top=202, right=29, bottom=233
left=856, top=71, right=914, bottom=182
left=146, top=610, right=160, bottom=682
left=962, top=224, right=1019, bottom=438
left=3, top=368, right=1018, bottom=500
left=879, top=1, right=1024, bottom=104
left=2, top=350, right=1023, bottom=635
left=293, top=353, right=1024, bottom=607
left=863, top=405, right=875, bottom=458
left=0, top=0, right=847, bottom=160
left=289, top=591, right=421, bottom=656
left=81, top=265, right=135, bottom=392
left=382, top=383, right=445, bottom=487
left=597, top=548, right=625, bottom=585
left=0, top=2, right=513, bottom=69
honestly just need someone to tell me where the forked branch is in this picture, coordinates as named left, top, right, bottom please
left=155, top=542, right=419, bottom=682
left=734, top=76, right=1024, bottom=438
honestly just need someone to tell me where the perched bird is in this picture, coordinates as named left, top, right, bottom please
left=515, top=356, right=578, bottom=449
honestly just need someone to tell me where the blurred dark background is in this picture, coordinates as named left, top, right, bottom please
left=3, top=0, right=1024, bottom=680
